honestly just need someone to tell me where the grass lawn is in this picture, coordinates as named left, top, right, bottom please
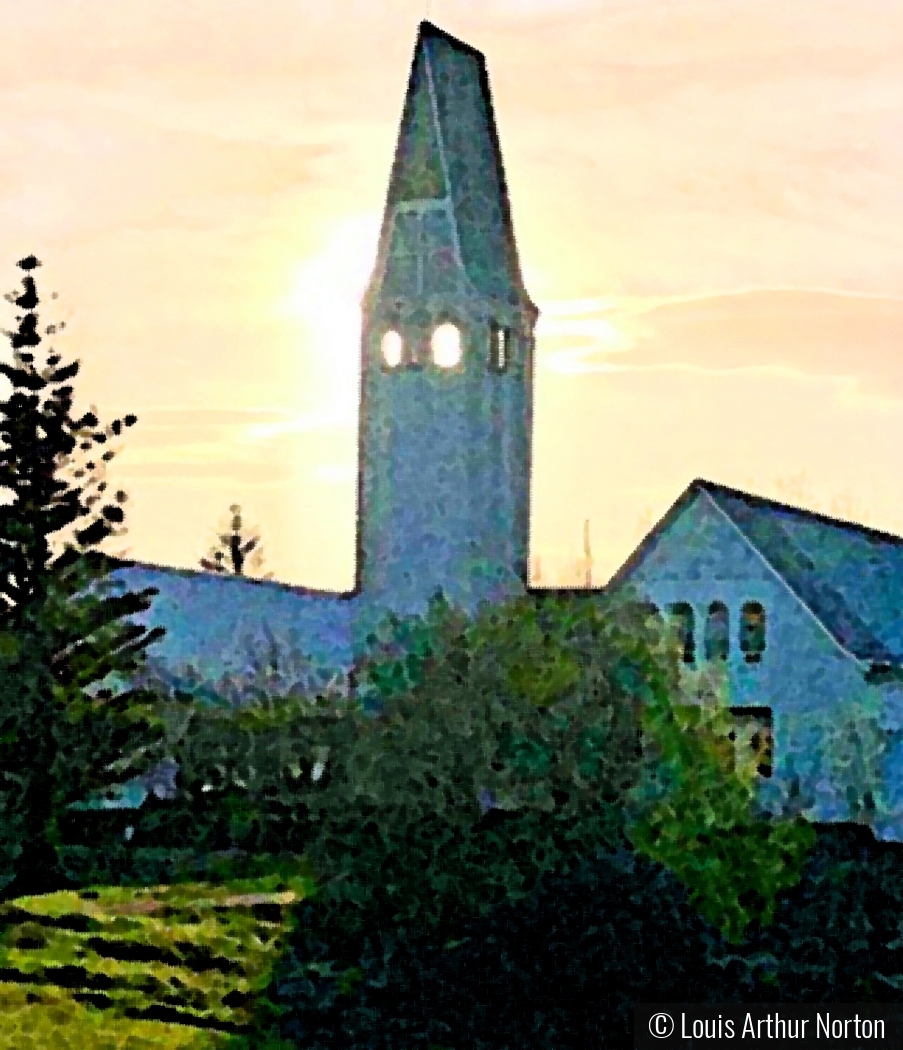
left=0, top=982, right=226, bottom=1049
left=0, top=874, right=313, bottom=1049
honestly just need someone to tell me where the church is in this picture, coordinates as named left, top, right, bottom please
left=118, top=20, right=535, bottom=686
left=114, top=22, right=903, bottom=841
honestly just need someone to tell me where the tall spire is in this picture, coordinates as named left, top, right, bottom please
left=365, top=21, right=534, bottom=310
left=355, top=22, right=536, bottom=618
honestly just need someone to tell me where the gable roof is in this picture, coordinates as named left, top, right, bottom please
left=365, top=21, right=534, bottom=309
left=612, top=478, right=903, bottom=665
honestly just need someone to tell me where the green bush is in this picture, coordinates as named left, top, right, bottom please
left=625, top=663, right=816, bottom=943
left=233, top=590, right=674, bottom=1040
left=304, top=591, right=671, bottom=939
left=739, top=823, right=903, bottom=1001
left=248, top=848, right=756, bottom=1050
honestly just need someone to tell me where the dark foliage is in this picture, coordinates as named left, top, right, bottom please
left=244, top=846, right=747, bottom=1050
left=240, top=825, right=903, bottom=1050
left=0, top=256, right=167, bottom=896
left=742, top=823, right=903, bottom=1001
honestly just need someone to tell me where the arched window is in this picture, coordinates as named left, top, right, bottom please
left=381, top=330, right=403, bottom=368
left=489, top=323, right=511, bottom=373
left=668, top=602, right=695, bottom=664
left=740, top=602, right=766, bottom=663
left=705, top=601, right=729, bottom=662
left=432, top=322, right=462, bottom=368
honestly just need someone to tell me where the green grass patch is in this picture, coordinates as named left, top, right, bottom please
left=0, top=874, right=313, bottom=1046
left=0, top=982, right=228, bottom=1049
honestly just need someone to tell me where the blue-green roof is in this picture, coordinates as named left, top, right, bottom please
left=702, top=481, right=903, bottom=663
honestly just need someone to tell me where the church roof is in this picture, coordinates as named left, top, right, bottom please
left=366, top=21, right=533, bottom=308
left=614, top=478, right=903, bottom=665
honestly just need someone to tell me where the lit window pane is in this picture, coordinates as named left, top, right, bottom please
left=432, top=323, right=462, bottom=368
left=382, top=330, right=403, bottom=368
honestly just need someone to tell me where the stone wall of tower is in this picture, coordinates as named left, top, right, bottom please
left=357, top=299, right=533, bottom=618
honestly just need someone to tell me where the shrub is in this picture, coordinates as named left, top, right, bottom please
left=238, top=824, right=903, bottom=1050
left=625, top=663, right=816, bottom=943
left=238, top=590, right=675, bottom=1041
left=246, top=846, right=757, bottom=1050
left=306, top=591, right=671, bottom=937
left=743, top=823, right=903, bottom=1000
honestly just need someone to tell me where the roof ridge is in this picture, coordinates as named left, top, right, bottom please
left=113, top=558, right=356, bottom=600
left=691, top=478, right=903, bottom=548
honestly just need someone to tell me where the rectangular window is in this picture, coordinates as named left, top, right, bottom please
left=728, top=706, right=773, bottom=778
left=704, top=601, right=729, bottom=661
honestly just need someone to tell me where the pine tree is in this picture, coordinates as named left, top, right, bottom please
left=0, top=255, right=168, bottom=896
left=200, top=503, right=270, bottom=577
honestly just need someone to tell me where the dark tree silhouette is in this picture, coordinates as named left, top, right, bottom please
left=0, top=255, right=168, bottom=896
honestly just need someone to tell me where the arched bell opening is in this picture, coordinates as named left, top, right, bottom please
left=380, top=329, right=404, bottom=369
left=431, top=321, right=463, bottom=369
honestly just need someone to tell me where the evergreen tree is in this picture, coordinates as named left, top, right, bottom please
left=0, top=255, right=168, bottom=896
left=200, top=503, right=269, bottom=577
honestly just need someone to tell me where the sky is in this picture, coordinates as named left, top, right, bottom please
left=2, top=0, right=903, bottom=589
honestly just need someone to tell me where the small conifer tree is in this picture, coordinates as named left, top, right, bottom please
left=0, top=255, right=167, bottom=895
left=201, top=503, right=270, bottom=577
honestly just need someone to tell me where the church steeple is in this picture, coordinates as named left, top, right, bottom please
left=365, top=21, right=535, bottom=312
left=356, top=22, right=537, bottom=616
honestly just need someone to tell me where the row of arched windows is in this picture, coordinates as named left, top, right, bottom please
left=662, top=601, right=767, bottom=665
left=381, top=323, right=513, bottom=372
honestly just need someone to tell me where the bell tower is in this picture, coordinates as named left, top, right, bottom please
left=356, top=21, right=538, bottom=617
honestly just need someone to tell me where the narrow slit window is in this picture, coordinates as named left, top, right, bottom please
left=740, top=602, right=766, bottom=663
left=705, top=601, right=729, bottom=661
left=489, top=324, right=510, bottom=373
left=668, top=602, right=695, bottom=664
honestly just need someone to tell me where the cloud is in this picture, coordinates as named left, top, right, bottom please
left=0, top=96, right=333, bottom=240
left=537, top=288, right=903, bottom=400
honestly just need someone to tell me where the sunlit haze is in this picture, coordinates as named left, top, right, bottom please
left=2, top=0, right=903, bottom=588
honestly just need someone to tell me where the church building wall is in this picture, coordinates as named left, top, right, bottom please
left=619, top=491, right=902, bottom=835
